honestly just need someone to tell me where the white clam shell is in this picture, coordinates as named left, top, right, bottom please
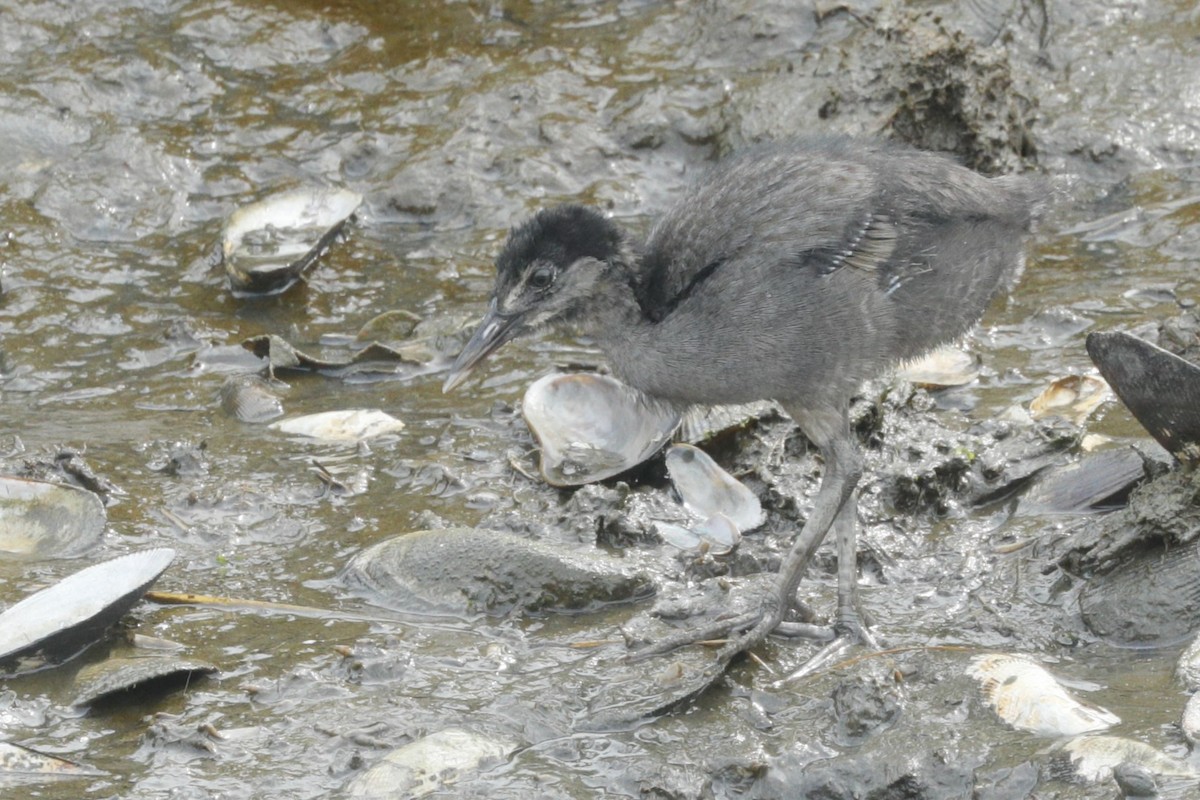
left=521, top=373, right=680, bottom=487
left=655, top=512, right=741, bottom=555
left=967, top=653, right=1119, bottom=737
left=665, top=443, right=764, bottom=532
left=270, top=409, right=404, bottom=442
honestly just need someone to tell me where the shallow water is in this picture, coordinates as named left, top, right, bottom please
left=1, top=0, right=1199, bottom=797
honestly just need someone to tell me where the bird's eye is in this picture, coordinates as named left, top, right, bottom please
left=529, top=266, right=555, bottom=291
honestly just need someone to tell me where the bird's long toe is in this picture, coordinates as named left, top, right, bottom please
left=626, top=608, right=768, bottom=662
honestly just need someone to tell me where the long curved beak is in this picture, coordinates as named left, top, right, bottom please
left=442, top=300, right=524, bottom=393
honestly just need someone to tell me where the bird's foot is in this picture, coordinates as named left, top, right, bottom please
left=626, top=607, right=771, bottom=663
left=628, top=577, right=827, bottom=663
left=780, top=609, right=880, bottom=683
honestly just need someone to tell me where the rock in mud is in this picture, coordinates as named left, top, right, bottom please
left=345, top=528, right=653, bottom=616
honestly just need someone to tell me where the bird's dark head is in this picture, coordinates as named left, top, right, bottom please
left=443, top=205, right=627, bottom=391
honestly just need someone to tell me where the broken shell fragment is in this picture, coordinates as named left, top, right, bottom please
left=0, top=548, right=175, bottom=666
left=521, top=373, right=680, bottom=487
left=665, top=444, right=764, bottom=532
left=222, top=186, right=362, bottom=295
left=1029, top=375, right=1110, bottom=425
left=967, top=653, right=1119, bottom=737
left=270, top=409, right=404, bottom=443
left=242, top=334, right=422, bottom=381
left=73, top=655, right=217, bottom=707
left=0, top=476, right=106, bottom=559
left=655, top=513, right=741, bottom=555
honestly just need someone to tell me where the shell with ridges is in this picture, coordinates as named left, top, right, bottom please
left=0, top=548, right=175, bottom=665
left=73, top=656, right=217, bottom=706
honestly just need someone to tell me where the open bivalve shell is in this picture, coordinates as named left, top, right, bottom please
left=0, top=548, right=175, bottom=666
left=967, top=653, right=1119, bottom=737
left=0, top=477, right=106, bottom=559
left=223, top=187, right=362, bottom=295
left=521, top=373, right=680, bottom=487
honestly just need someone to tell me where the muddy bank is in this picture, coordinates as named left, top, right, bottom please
left=1, top=0, right=1200, bottom=798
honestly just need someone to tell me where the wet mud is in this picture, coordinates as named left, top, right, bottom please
left=2, top=0, right=1200, bottom=797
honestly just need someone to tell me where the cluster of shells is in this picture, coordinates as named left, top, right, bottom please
left=520, top=372, right=764, bottom=553
left=968, top=653, right=1198, bottom=792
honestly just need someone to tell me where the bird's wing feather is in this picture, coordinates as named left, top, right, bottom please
left=815, top=213, right=897, bottom=276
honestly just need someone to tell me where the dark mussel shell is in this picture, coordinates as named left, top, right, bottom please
left=1087, top=331, right=1200, bottom=460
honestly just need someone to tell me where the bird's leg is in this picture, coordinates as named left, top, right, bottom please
left=708, top=409, right=863, bottom=659
left=630, top=404, right=863, bottom=662
left=777, top=484, right=885, bottom=681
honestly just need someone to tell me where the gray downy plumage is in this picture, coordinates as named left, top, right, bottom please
left=445, top=136, right=1041, bottom=669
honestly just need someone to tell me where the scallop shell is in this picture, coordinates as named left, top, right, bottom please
left=665, top=444, right=764, bottom=532
left=521, top=373, right=680, bottom=487
left=222, top=186, right=362, bottom=295
left=0, top=477, right=106, bottom=559
left=73, top=655, right=217, bottom=707
left=346, top=727, right=515, bottom=799
left=967, top=653, right=1119, bottom=737
left=0, top=548, right=175, bottom=665
left=1056, top=734, right=1197, bottom=783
